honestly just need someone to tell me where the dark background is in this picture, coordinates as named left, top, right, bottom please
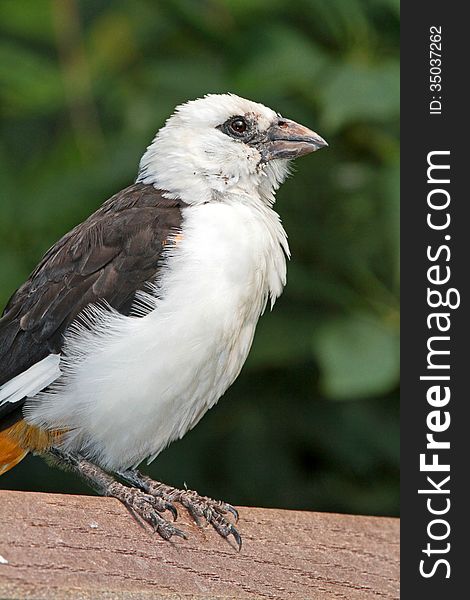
left=0, top=0, right=399, bottom=517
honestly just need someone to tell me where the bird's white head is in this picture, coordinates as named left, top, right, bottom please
left=137, top=93, right=327, bottom=205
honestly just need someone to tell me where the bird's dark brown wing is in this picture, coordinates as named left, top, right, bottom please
left=0, top=183, right=185, bottom=402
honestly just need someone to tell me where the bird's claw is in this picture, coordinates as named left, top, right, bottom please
left=225, top=504, right=239, bottom=523
left=165, top=501, right=178, bottom=521
left=230, top=524, right=243, bottom=552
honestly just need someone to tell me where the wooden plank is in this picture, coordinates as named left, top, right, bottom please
left=0, top=490, right=399, bottom=599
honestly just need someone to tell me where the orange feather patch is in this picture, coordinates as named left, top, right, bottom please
left=0, top=420, right=61, bottom=476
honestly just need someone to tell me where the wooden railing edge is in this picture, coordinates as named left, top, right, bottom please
left=0, top=489, right=399, bottom=600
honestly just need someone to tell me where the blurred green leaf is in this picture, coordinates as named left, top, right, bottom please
left=301, top=0, right=372, bottom=49
left=0, top=41, right=63, bottom=115
left=313, top=312, right=399, bottom=399
left=320, top=61, right=399, bottom=131
left=237, top=24, right=327, bottom=95
left=0, top=0, right=54, bottom=42
left=374, top=0, right=400, bottom=15
left=88, top=11, right=138, bottom=73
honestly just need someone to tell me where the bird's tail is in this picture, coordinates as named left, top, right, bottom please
left=0, top=422, right=29, bottom=475
left=0, top=420, right=58, bottom=476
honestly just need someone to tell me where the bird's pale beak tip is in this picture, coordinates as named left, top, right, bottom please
left=312, top=135, right=328, bottom=150
left=262, top=120, right=328, bottom=160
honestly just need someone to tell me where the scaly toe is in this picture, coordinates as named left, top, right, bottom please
left=149, top=513, right=187, bottom=540
left=209, top=512, right=242, bottom=550
left=120, top=489, right=185, bottom=541
left=218, top=502, right=239, bottom=523
left=175, top=491, right=242, bottom=547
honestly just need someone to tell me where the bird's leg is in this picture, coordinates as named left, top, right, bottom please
left=116, top=468, right=242, bottom=550
left=46, top=448, right=186, bottom=541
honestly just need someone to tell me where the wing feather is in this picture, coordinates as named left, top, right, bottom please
left=0, top=183, right=185, bottom=417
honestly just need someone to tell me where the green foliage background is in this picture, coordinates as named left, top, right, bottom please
left=0, top=0, right=399, bottom=516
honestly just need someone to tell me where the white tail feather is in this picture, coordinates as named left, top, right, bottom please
left=0, top=354, right=61, bottom=406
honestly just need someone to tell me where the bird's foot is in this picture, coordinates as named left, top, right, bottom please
left=105, top=480, right=186, bottom=541
left=46, top=448, right=238, bottom=546
left=117, top=469, right=242, bottom=550
left=47, top=448, right=185, bottom=541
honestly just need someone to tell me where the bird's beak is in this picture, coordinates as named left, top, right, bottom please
left=260, top=119, right=328, bottom=162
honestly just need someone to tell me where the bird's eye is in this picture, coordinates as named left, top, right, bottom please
left=229, top=118, right=247, bottom=135
left=217, top=115, right=251, bottom=139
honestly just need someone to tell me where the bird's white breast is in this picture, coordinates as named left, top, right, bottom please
left=26, top=197, right=288, bottom=470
